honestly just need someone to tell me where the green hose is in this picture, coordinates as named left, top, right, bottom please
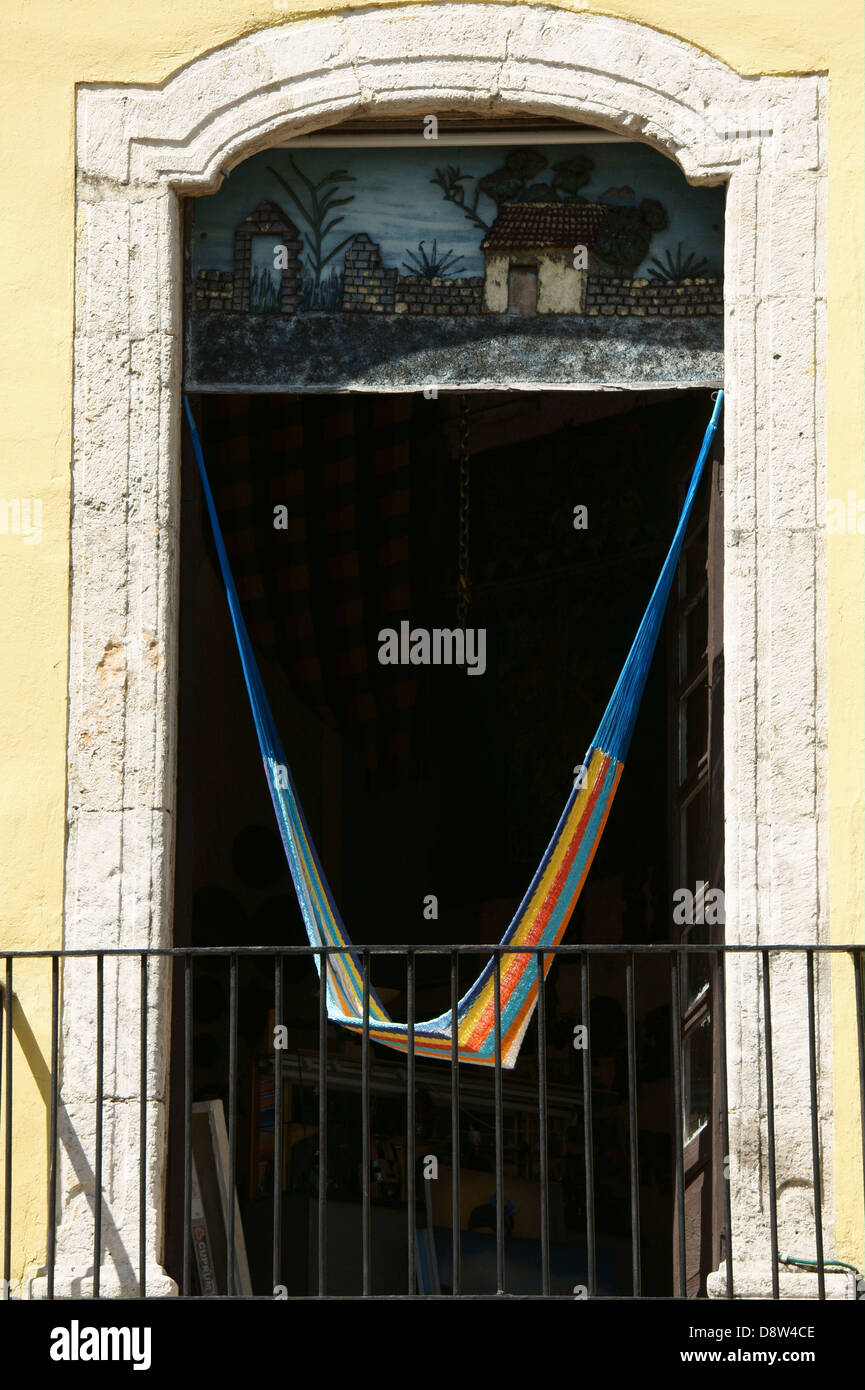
left=779, top=1254, right=862, bottom=1277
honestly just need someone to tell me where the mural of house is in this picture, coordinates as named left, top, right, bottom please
left=481, top=202, right=610, bottom=314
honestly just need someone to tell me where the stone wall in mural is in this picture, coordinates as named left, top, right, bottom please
left=186, top=141, right=724, bottom=388
left=192, top=143, right=723, bottom=317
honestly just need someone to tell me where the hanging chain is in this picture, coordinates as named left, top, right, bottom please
left=456, top=395, right=471, bottom=630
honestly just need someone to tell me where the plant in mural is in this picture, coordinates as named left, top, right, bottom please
left=401, top=240, right=466, bottom=280
left=647, top=242, right=714, bottom=282
left=592, top=199, right=669, bottom=275
left=431, top=149, right=596, bottom=230
left=300, top=266, right=345, bottom=312
left=250, top=265, right=281, bottom=312
left=267, top=156, right=356, bottom=306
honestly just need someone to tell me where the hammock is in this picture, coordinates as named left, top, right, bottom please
left=183, top=391, right=724, bottom=1068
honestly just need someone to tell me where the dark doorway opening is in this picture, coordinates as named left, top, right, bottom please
left=166, top=389, right=722, bottom=1296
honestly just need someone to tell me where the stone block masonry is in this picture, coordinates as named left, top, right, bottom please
left=343, top=233, right=484, bottom=315
left=195, top=269, right=234, bottom=310
left=343, top=233, right=398, bottom=313
left=395, top=275, right=484, bottom=315
left=585, top=275, right=723, bottom=317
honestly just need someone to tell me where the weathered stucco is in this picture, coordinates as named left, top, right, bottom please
left=482, top=251, right=587, bottom=314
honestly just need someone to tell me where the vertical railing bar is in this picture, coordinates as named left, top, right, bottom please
left=227, top=952, right=238, bottom=1297
left=536, top=950, right=550, bottom=1297
left=806, top=950, right=825, bottom=1300
left=761, top=950, right=780, bottom=1299
left=581, top=951, right=596, bottom=1297
left=853, top=949, right=865, bottom=1281
left=670, top=950, right=686, bottom=1298
left=139, top=953, right=147, bottom=1298
left=716, top=951, right=734, bottom=1299
left=361, top=951, right=371, bottom=1297
left=625, top=950, right=641, bottom=1297
left=450, top=950, right=461, bottom=1297
left=317, top=952, right=327, bottom=1297
left=3, top=958, right=12, bottom=1298
left=182, top=954, right=193, bottom=1298
left=93, top=954, right=104, bottom=1297
left=406, top=950, right=415, bottom=1296
left=273, top=953, right=284, bottom=1294
left=493, top=951, right=505, bottom=1295
left=47, top=955, right=59, bottom=1301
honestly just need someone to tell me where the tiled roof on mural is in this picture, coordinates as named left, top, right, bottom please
left=481, top=202, right=610, bottom=251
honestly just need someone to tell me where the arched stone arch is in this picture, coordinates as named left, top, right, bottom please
left=77, top=8, right=816, bottom=190
left=60, top=5, right=827, bottom=1298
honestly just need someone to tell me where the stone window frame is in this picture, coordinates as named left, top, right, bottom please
left=58, top=5, right=827, bottom=1297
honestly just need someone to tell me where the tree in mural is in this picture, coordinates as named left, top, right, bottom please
left=432, top=152, right=670, bottom=274
left=592, top=199, right=669, bottom=275
left=549, top=154, right=597, bottom=200
left=430, top=164, right=491, bottom=231
left=431, top=149, right=596, bottom=230
left=267, top=156, right=356, bottom=307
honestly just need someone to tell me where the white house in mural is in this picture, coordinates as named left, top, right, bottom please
left=481, top=201, right=610, bottom=314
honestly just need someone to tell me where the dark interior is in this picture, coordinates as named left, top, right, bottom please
left=167, top=388, right=715, bottom=1296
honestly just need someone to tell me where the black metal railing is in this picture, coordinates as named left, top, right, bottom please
left=1, top=944, right=863, bottom=1299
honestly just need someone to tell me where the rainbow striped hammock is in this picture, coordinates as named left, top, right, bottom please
left=184, top=391, right=723, bottom=1069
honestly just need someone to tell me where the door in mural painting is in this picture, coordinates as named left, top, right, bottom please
left=669, top=429, right=725, bottom=1296
left=507, top=266, right=538, bottom=315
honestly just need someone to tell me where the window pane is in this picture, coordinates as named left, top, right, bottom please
left=682, top=784, right=710, bottom=886
left=679, top=682, right=708, bottom=784
left=682, top=922, right=711, bottom=1011
left=679, top=591, right=708, bottom=683
left=683, top=1013, right=712, bottom=1143
left=680, top=528, right=708, bottom=602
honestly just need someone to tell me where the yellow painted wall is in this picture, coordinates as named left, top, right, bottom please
left=0, top=1, right=861, bottom=1284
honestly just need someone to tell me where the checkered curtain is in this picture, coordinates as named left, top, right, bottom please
left=199, top=393, right=433, bottom=781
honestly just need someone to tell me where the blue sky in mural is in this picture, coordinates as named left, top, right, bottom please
left=192, top=143, right=724, bottom=282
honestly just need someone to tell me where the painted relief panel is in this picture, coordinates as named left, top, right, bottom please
left=186, top=142, right=724, bottom=389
